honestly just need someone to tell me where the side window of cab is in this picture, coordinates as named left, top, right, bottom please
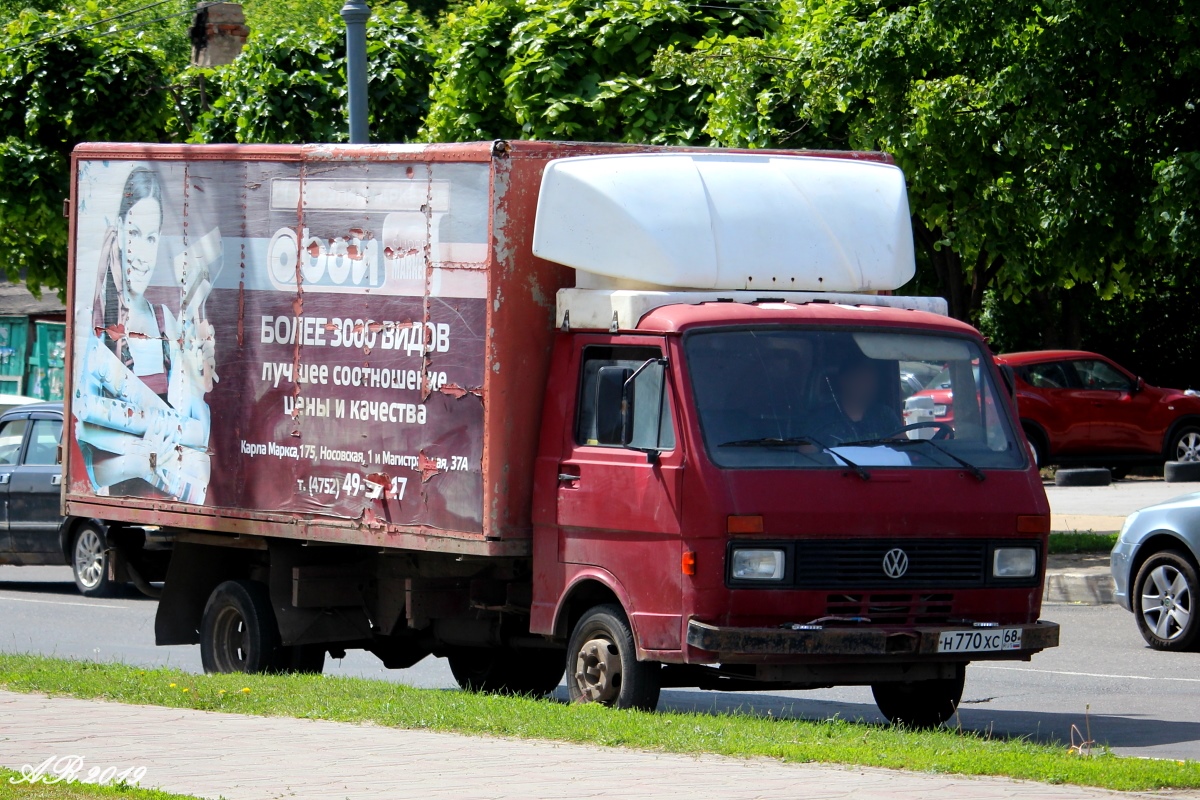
left=576, top=345, right=675, bottom=451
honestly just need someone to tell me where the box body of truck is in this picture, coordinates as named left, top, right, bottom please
left=62, top=139, right=1057, bottom=723
left=64, top=140, right=586, bottom=554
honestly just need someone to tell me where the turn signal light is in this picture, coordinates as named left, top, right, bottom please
left=727, top=515, right=764, bottom=534
left=1016, top=515, right=1051, bottom=534
left=682, top=550, right=696, bottom=576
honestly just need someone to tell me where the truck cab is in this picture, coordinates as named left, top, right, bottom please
left=527, top=153, right=1057, bottom=724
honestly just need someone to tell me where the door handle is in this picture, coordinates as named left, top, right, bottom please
left=558, top=473, right=580, bottom=483
left=51, top=474, right=62, bottom=486
left=0, top=474, right=9, bottom=485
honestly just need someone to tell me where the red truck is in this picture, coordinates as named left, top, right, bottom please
left=62, top=140, right=1057, bottom=726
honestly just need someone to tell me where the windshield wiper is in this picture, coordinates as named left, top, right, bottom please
left=719, top=435, right=870, bottom=480
left=840, top=437, right=986, bottom=482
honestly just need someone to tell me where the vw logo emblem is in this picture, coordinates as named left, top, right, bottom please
left=882, top=548, right=909, bottom=579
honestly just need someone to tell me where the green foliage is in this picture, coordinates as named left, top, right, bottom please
left=183, top=4, right=431, bottom=144
left=423, top=0, right=770, bottom=143
left=0, top=8, right=170, bottom=294
left=666, top=0, right=1200, bottom=322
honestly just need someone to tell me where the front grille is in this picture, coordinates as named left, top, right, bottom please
left=794, top=539, right=987, bottom=589
left=824, top=592, right=955, bottom=625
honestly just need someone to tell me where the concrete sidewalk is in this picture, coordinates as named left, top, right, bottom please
left=0, top=690, right=1193, bottom=800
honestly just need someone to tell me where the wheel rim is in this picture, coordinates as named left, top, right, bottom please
left=1141, top=564, right=1192, bottom=641
left=210, top=606, right=251, bottom=672
left=1176, top=432, right=1200, bottom=462
left=73, top=528, right=105, bottom=590
left=573, top=636, right=622, bottom=704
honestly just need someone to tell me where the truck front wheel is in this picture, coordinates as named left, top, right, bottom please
left=871, top=664, right=966, bottom=728
left=200, top=580, right=282, bottom=674
left=566, top=604, right=660, bottom=711
left=447, top=647, right=565, bottom=697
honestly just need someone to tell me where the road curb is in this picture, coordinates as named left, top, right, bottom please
left=1043, top=569, right=1116, bottom=605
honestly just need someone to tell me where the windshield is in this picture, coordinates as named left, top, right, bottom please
left=685, top=328, right=1025, bottom=470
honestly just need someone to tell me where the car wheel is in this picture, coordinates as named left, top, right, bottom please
left=200, top=580, right=282, bottom=674
left=1169, top=426, right=1200, bottom=463
left=872, top=664, right=966, bottom=728
left=72, top=523, right=114, bottom=598
left=1133, top=551, right=1200, bottom=651
left=567, top=604, right=660, bottom=710
left=1022, top=425, right=1046, bottom=468
left=1054, top=467, right=1112, bottom=487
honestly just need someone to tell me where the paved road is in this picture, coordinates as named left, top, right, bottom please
left=1046, top=476, right=1200, bottom=519
left=4, top=565, right=1199, bottom=761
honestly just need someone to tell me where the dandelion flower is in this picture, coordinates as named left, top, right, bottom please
left=169, top=683, right=177, bottom=688
left=182, top=688, right=190, bottom=693
left=241, top=688, right=251, bottom=694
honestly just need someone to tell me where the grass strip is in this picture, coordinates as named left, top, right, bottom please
left=0, top=767, right=199, bottom=800
left=1048, top=532, right=1118, bottom=554
left=2, top=653, right=1199, bottom=792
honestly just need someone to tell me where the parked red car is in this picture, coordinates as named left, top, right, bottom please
left=994, top=351, right=1200, bottom=471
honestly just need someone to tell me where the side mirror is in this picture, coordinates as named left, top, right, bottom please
left=594, top=366, right=632, bottom=445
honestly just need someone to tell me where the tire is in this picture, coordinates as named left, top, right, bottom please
left=71, top=523, right=115, bottom=598
left=200, top=580, right=283, bottom=674
left=872, top=664, right=966, bottom=728
left=1022, top=426, right=1046, bottom=469
left=566, top=604, right=660, bottom=711
left=1169, top=426, right=1200, bottom=463
left=1132, top=550, right=1200, bottom=651
left=448, top=647, right=566, bottom=697
left=1054, top=467, right=1112, bottom=487
left=1164, top=461, right=1200, bottom=483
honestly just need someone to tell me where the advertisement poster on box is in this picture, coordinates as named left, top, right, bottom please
left=70, top=158, right=491, bottom=533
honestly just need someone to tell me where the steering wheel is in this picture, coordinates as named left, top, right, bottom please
left=888, top=422, right=954, bottom=440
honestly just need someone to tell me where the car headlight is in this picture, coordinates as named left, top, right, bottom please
left=993, top=547, right=1037, bottom=578
left=730, top=549, right=786, bottom=581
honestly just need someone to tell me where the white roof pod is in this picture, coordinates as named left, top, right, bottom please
left=532, top=152, right=916, bottom=293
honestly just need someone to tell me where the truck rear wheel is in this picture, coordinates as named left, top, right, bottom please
left=200, top=580, right=282, bottom=674
left=871, top=664, right=965, bottom=728
left=447, top=647, right=565, bottom=697
left=566, top=604, right=660, bottom=711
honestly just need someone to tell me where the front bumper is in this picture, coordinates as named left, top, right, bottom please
left=687, top=619, right=1060, bottom=662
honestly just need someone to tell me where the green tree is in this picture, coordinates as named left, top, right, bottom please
left=662, top=0, right=1200, bottom=323
left=183, top=4, right=431, bottom=144
left=0, top=9, right=171, bottom=294
left=423, top=0, right=770, bottom=143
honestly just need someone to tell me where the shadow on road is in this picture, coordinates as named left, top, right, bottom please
left=656, top=688, right=1200, bottom=753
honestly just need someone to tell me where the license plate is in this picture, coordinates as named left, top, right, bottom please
left=934, top=405, right=947, bottom=416
left=937, top=628, right=1022, bottom=653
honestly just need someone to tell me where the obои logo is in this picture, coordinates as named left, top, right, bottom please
left=882, top=548, right=909, bottom=579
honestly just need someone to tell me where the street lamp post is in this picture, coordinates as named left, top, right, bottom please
left=341, top=0, right=371, bottom=144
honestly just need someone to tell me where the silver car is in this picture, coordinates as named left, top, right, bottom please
left=1112, top=493, right=1200, bottom=650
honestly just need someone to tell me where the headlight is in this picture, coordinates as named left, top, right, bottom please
left=993, top=547, right=1037, bottom=578
left=730, top=549, right=786, bottom=581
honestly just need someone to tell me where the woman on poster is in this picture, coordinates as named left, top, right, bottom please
left=75, top=166, right=214, bottom=504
